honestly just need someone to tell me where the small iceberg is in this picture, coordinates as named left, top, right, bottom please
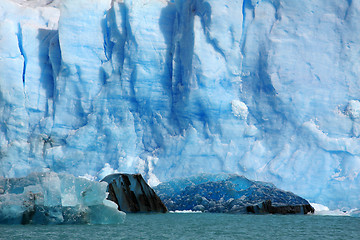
left=154, top=173, right=314, bottom=214
left=311, top=203, right=360, bottom=217
left=101, top=173, right=167, bottom=213
left=0, top=172, right=125, bottom=224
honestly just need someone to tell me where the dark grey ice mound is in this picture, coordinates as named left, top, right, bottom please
left=154, top=173, right=314, bottom=214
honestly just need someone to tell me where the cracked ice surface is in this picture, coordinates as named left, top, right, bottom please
left=1, top=0, right=360, bottom=209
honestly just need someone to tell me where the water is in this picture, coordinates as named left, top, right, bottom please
left=0, top=213, right=359, bottom=240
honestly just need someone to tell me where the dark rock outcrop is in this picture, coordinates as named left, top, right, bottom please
left=101, top=173, right=167, bottom=213
left=246, top=200, right=314, bottom=214
left=154, top=173, right=314, bottom=214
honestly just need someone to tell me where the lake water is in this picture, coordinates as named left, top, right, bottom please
left=1, top=213, right=359, bottom=240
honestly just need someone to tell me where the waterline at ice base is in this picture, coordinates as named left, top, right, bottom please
left=0, top=0, right=360, bottom=211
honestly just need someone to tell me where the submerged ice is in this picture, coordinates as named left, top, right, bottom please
left=0, top=0, right=360, bottom=210
left=0, top=172, right=125, bottom=224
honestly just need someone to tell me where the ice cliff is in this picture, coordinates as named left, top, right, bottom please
left=0, top=0, right=360, bottom=210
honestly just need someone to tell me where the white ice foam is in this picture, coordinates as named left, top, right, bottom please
left=311, top=203, right=349, bottom=216
left=170, top=210, right=203, bottom=214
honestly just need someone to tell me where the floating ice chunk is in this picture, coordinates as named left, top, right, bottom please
left=88, top=201, right=125, bottom=225
left=231, top=100, right=249, bottom=120
left=314, top=209, right=349, bottom=216
left=155, top=173, right=313, bottom=214
left=169, top=210, right=202, bottom=214
left=0, top=172, right=125, bottom=224
left=311, top=203, right=349, bottom=216
left=101, top=173, right=167, bottom=213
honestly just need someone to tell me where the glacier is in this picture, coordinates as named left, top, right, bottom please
left=0, top=0, right=360, bottom=210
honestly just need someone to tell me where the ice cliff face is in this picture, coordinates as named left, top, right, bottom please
left=0, top=0, right=360, bottom=209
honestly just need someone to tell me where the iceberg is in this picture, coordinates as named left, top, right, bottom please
left=0, top=0, right=360, bottom=210
left=154, top=173, right=314, bottom=214
left=0, top=172, right=126, bottom=224
left=101, top=173, right=167, bottom=213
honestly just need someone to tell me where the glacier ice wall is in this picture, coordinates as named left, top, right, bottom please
left=1, top=0, right=360, bottom=209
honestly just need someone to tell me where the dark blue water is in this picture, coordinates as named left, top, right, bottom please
left=0, top=213, right=359, bottom=240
